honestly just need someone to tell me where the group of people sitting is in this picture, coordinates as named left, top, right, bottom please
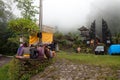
left=16, top=42, right=56, bottom=60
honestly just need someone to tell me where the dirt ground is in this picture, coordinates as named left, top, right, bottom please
left=0, top=56, right=12, bottom=67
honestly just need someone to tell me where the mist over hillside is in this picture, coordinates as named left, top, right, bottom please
left=86, top=0, right=120, bottom=36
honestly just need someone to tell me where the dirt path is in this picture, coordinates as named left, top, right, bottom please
left=30, top=59, right=120, bottom=80
left=0, top=56, right=12, bottom=67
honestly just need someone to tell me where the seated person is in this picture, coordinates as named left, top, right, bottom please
left=44, top=45, right=52, bottom=60
left=30, top=44, right=38, bottom=59
left=37, top=44, right=45, bottom=60
left=21, top=42, right=30, bottom=58
left=16, top=44, right=23, bottom=56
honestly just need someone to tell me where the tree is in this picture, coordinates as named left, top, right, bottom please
left=0, top=0, right=15, bottom=54
left=0, top=0, right=12, bottom=21
left=66, top=32, right=82, bottom=47
left=14, top=0, right=38, bottom=20
left=0, top=0, right=13, bottom=34
left=8, top=18, right=39, bottom=35
left=112, top=33, right=120, bottom=44
left=8, top=18, right=39, bottom=44
left=54, top=31, right=64, bottom=42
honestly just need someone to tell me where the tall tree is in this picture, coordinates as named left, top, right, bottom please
left=14, top=0, right=38, bottom=20
left=0, top=0, right=12, bottom=21
left=0, top=0, right=15, bottom=54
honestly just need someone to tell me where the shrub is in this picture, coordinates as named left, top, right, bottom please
left=8, top=57, right=52, bottom=80
left=8, top=58, right=20, bottom=80
left=0, top=64, right=9, bottom=80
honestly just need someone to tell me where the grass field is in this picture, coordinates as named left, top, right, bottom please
left=0, top=64, right=9, bottom=80
left=0, top=51, right=120, bottom=80
left=57, top=51, right=120, bottom=69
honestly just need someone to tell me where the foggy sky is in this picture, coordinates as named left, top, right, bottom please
left=86, top=0, right=120, bottom=36
left=35, top=0, right=94, bottom=33
left=12, top=0, right=120, bottom=34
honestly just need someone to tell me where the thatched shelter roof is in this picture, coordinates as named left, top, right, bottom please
left=78, top=26, right=89, bottom=31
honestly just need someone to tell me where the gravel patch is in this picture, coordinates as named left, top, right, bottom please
left=30, top=59, right=119, bottom=80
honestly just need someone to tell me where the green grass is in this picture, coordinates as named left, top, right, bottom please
left=0, top=64, right=9, bottom=80
left=57, top=51, right=120, bottom=68
left=0, top=51, right=119, bottom=80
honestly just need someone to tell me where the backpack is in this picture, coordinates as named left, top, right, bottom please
left=30, top=48, right=38, bottom=59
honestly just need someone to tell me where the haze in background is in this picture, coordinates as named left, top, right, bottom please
left=86, top=0, right=120, bottom=36
left=36, top=0, right=96, bottom=33
left=12, top=0, right=120, bottom=34
left=13, top=0, right=94, bottom=33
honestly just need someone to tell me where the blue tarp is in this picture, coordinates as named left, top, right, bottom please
left=108, top=44, right=120, bottom=55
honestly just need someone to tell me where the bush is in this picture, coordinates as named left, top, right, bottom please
left=1, top=41, right=18, bottom=55
left=0, top=64, right=9, bottom=80
left=8, top=58, right=20, bottom=80
left=8, top=57, right=53, bottom=80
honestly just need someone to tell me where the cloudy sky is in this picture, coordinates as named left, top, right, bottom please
left=12, top=0, right=120, bottom=33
